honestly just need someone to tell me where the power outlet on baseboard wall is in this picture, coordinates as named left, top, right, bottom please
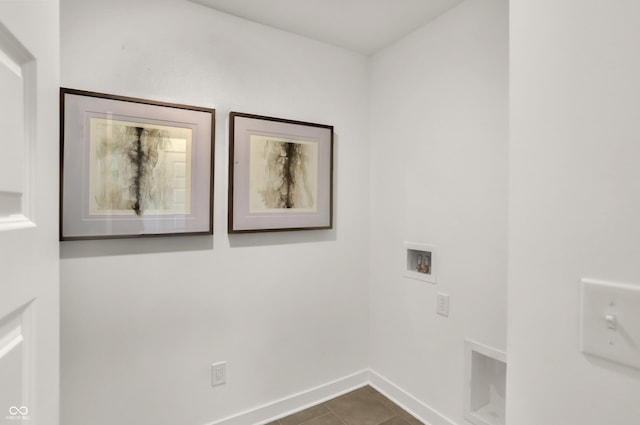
left=211, top=361, right=227, bottom=387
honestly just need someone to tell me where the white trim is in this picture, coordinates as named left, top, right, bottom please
left=200, top=369, right=461, bottom=425
left=202, top=370, right=369, bottom=425
left=463, top=339, right=506, bottom=363
left=368, top=369, right=458, bottom=425
left=0, top=215, right=35, bottom=232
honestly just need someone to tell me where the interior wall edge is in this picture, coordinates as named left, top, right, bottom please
left=369, top=369, right=458, bottom=425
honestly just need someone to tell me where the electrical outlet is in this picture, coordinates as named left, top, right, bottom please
left=437, top=293, right=450, bottom=317
left=211, top=361, right=226, bottom=387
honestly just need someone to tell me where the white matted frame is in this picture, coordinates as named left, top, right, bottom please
left=228, top=112, right=333, bottom=233
left=60, top=88, right=215, bottom=240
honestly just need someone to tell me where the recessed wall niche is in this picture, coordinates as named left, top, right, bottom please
left=464, top=340, right=507, bottom=425
left=404, top=242, right=437, bottom=283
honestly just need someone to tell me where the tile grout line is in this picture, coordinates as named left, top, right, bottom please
left=362, top=386, right=404, bottom=425
left=276, top=386, right=419, bottom=425
left=296, top=411, right=335, bottom=425
left=374, top=414, right=400, bottom=425
left=322, top=403, right=348, bottom=425
left=369, top=389, right=421, bottom=425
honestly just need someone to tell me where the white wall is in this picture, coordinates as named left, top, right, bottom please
left=368, top=0, right=508, bottom=424
left=59, top=0, right=640, bottom=423
left=508, top=1, right=640, bottom=424
left=59, top=1, right=370, bottom=425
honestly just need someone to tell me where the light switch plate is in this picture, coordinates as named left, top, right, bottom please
left=580, top=278, right=640, bottom=369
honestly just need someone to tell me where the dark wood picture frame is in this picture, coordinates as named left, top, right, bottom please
left=228, top=112, right=334, bottom=233
left=60, top=88, right=215, bottom=240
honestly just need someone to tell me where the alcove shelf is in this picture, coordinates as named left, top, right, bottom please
left=464, top=340, right=507, bottom=425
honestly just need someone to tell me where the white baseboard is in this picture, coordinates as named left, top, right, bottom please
left=205, top=370, right=369, bottom=425
left=368, top=369, right=458, bottom=425
left=203, top=369, right=458, bottom=425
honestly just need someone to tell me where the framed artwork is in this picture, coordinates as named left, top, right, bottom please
left=228, top=112, right=334, bottom=233
left=60, top=88, right=215, bottom=240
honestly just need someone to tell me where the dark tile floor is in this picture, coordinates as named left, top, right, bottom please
left=269, top=386, right=423, bottom=425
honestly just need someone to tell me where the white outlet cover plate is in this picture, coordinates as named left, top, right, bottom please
left=211, top=361, right=227, bottom=386
left=437, top=292, right=449, bottom=317
left=580, top=278, right=640, bottom=369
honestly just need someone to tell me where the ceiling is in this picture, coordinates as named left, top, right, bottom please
left=188, top=0, right=465, bottom=55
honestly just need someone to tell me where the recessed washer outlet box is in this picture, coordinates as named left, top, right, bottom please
left=404, top=242, right=437, bottom=283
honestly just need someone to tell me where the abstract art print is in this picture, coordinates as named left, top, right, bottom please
left=88, top=118, right=192, bottom=216
left=248, top=135, right=318, bottom=213
left=60, top=88, right=214, bottom=240
left=228, top=112, right=333, bottom=233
